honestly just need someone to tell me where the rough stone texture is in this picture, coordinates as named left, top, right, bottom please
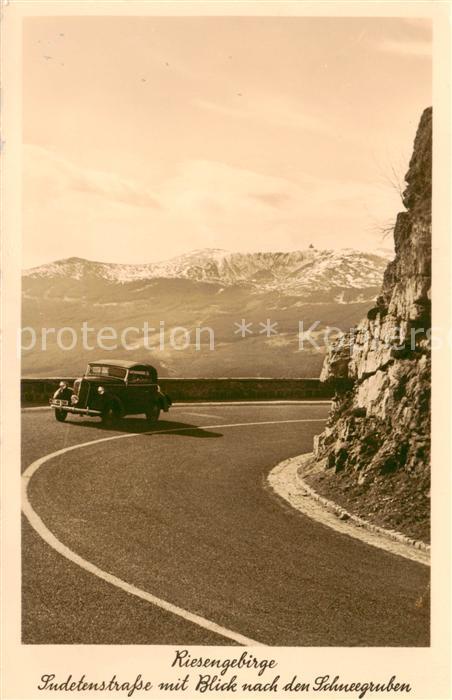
left=312, top=108, right=431, bottom=541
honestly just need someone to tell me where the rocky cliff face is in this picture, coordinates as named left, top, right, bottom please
left=312, top=108, right=431, bottom=539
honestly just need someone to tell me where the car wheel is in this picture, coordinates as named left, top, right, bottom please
left=145, top=405, right=160, bottom=424
left=101, top=403, right=121, bottom=426
left=54, top=408, right=67, bottom=422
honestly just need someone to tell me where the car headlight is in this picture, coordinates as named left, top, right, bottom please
left=71, top=395, right=78, bottom=404
left=97, top=386, right=105, bottom=395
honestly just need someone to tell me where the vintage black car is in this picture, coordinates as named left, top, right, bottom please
left=50, top=360, right=171, bottom=424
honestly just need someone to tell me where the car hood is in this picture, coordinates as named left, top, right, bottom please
left=80, top=376, right=125, bottom=385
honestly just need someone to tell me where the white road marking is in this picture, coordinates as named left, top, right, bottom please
left=22, top=400, right=331, bottom=413
left=177, top=411, right=221, bottom=420
left=268, top=458, right=430, bottom=566
left=22, top=418, right=325, bottom=646
left=171, top=401, right=332, bottom=406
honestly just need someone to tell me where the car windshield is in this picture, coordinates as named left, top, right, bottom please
left=86, top=364, right=127, bottom=379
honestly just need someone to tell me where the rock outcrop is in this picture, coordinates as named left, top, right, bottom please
left=312, top=108, right=431, bottom=539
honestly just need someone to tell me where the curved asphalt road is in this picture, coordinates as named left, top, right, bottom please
left=22, top=403, right=429, bottom=646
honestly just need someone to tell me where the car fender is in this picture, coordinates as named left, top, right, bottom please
left=52, top=386, right=73, bottom=401
left=102, top=391, right=124, bottom=417
left=157, top=391, right=172, bottom=412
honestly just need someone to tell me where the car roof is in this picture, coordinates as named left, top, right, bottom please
left=88, top=359, right=157, bottom=371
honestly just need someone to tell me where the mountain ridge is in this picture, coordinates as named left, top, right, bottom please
left=24, top=247, right=393, bottom=297
left=22, top=247, right=392, bottom=378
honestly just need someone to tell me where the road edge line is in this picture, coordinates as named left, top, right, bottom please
left=22, top=419, right=328, bottom=645
left=22, top=400, right=332, bottom=412
left=267, top=454, right=430, bottom=566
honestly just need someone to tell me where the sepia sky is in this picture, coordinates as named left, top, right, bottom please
left=23, top=15, right=432, bottom=268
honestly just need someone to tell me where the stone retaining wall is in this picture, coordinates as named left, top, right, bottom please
left=22, top=377, right=333, bottom=406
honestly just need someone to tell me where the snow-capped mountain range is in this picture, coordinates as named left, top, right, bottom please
left=24, top=247, right=392, bottom=296
left=22, top=247, right=392, bottom=378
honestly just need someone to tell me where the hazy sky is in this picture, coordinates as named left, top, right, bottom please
left=23, top=15, right=431, bottom=268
